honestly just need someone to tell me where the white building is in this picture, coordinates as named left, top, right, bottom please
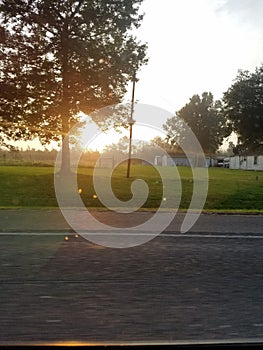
left=230, top=155, right=263, bottom=171
left=154, top=155, right=217, bottom=168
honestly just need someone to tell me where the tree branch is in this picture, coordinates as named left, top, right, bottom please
left=28, top=13, right=57, bottom=36
left=69, top=0, right=85, bottom=19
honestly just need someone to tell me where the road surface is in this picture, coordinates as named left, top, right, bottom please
left=0, top=210, right=263, bottom=345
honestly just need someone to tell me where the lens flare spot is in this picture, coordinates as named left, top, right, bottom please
left=93, top=194, right=98, bottom=199
left=64, top=236, right=69, bottom=241
left=78, top=188, right=82, bottom=194
left=75, top=233, right=79, bottom=238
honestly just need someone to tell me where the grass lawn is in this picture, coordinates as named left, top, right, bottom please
left=0, top=165, right=262, bottom=212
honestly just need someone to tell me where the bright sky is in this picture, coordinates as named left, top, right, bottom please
left=133, top=0, right=263, bottom=111
left=89, top=0, right=263, bottom=151
left=17, top=0, right=263, bottom=151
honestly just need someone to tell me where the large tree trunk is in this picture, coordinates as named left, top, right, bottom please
left=60, top=116, right=71, bottom=174
left=60, top=21, right=71, bottom=175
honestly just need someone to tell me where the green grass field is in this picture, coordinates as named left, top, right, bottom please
left=0, top=165, right=262, bottom=212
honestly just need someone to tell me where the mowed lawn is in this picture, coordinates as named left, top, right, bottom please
left=0, top=165, right=262, bottom=212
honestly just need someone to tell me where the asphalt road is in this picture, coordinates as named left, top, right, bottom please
left=0, top=211, right=263, bottom=345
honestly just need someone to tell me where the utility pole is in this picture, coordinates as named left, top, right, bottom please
left=126, top=71, right=136, bottom=178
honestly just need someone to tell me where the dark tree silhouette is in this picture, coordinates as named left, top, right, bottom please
left=0, top=0, right=147, bottom=172
left=223, top=65, right=263, bottom=153
left=164, top=92, right=231, bottom=154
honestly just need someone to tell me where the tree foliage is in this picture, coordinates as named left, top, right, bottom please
left=102, top=136, right=181, bottom=164
left=0, top=0, right=147, bottom=170
left=163, top=92, right=231, bottom=154
left=148, top=136, right=182, bottom=155
left=223, top=65, right=263, bottom=153
left=103, top=135, right=130, bottom=155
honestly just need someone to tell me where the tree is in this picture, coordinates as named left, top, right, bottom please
left=0, top=0, right=147, bottom=172
left=163, top=92, right=231, bottom=154
left=225, top=141, right=235, bottom=156
left=103, top=136, right=130, bottom=155
left=150, top=136, right=182, bottom=155
left=223, top=65, right=263, bottom=153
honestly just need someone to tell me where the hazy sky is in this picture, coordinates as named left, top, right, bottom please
left=87, top=0, right=263, bottom=151
left=130, top=0, right=263, bottom=112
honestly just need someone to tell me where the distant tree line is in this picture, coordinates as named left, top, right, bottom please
left=102, top=136, right=181, bottom=164
left=0, top=147, right=100, bottom=166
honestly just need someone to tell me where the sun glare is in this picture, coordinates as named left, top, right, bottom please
left=78, top=120, right=165, bottom=152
